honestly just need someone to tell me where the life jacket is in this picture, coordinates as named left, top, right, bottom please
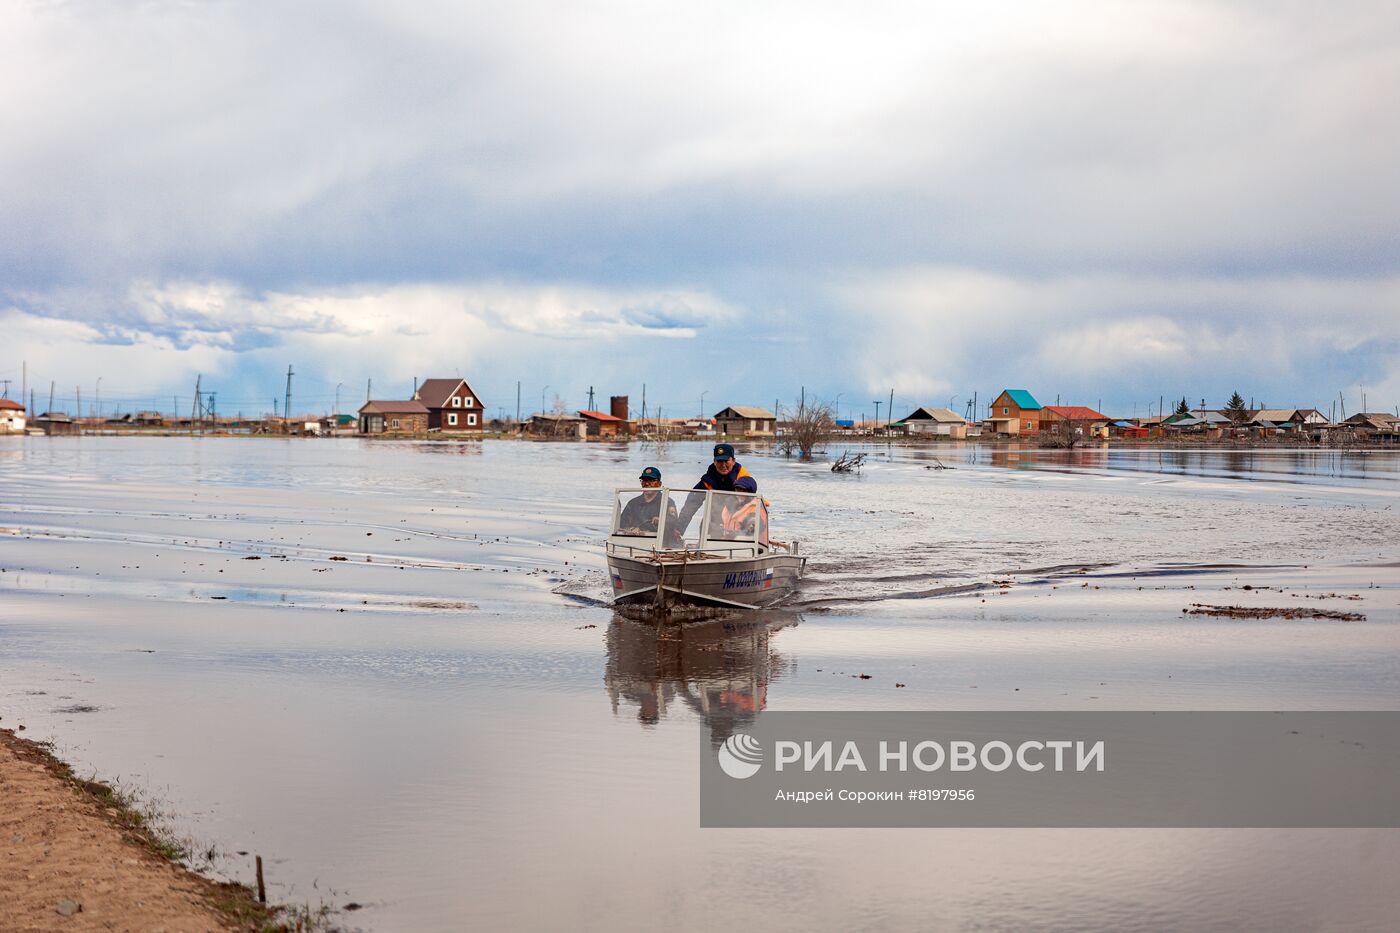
left=721, top=498, right=769, bottom=544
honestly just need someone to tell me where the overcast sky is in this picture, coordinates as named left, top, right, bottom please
left=4, top=0, right=1399, bottom=420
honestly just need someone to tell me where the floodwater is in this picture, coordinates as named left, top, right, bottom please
left=2, top=437, right=1399, bottom=931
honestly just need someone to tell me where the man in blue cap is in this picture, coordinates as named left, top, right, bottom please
left=617, top=466, right=682, bottom=546
left=677, top=443, right=758, bottom=532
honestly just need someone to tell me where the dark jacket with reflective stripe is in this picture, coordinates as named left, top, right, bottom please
left=694, top=461, right=757, bottom=494
left=678, top=461, right=757, bottom=531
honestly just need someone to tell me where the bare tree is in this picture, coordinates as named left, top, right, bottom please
left=1038, top=415, right=1093, bottom=448
left=777, top=399, right=834, bottom=461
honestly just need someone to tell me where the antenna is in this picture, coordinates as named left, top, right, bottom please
left=283, top=365, right=294, bottom=421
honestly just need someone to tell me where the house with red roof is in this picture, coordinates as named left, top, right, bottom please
left=0, top=398, right=26, bottom=435
left=1040, top=405, right=1111, bottom=439
left=578, top=409, right=626, bottom=437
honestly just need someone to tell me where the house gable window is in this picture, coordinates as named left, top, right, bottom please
left=447, top=412, right=458, bottom=426
left=467, top=413, right=477, bottom=426
left=464, top=396, right=473, bottom=407
left=452, top=397, right=461, bottom=408
left=1002, top=407, right=1009, bottom=415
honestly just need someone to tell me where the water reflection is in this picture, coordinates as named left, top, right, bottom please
left=974, top=445, right=1397, bottom=484
left=604, top=612, right=799, bottom=742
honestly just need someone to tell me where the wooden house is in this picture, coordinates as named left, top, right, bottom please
left=984, top=389, right=1042, bottom=436
left=896, top=407, right=967, bottom=438
left=714, top=406, right=776, bottom=437
left=579, top=410, right=626, bottom=437
left=358, top=400, right=429, bottom=434
left=414, top=378, right=485, bottom=432
left=33, top=412, right=80, bottom=436
left=1040, top=405, right=1111, bottom=439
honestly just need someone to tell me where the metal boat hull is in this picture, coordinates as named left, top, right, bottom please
left=607, top=551, right=806, bottom=609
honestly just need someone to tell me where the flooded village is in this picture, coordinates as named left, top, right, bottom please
left=4, top=401, right=1400, bottom=930
left=4, top=376, right=1399, bottom=447
left=7, top=1, right=1400, bottom=930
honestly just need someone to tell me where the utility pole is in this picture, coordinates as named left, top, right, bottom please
left=49, top=381, right=55, bottom=414
left=587, top=386, right=595, bottom=411
left=542, top=385, right=549, bottom=416
left=799, top=386, right=805, bottom=414
left=20, top=360, right=25, bottom=403
left=0, top=379, right=10, bottom=398
left=335, top=383, right=342, bottom=415
left=366, top=379, right=372, bottom=403
left=641, top=384, right=647, bottom=421
left=76, top=386, right=81, bottom=422
left=873, top=400, right=881, bottom=427
left=283, top=365, right=294, bottom=422
left=516, top=381, right=521, bottom=423
left=699, top=391, right=706, bottom=418
left=191, top=375, right=201, bottom=432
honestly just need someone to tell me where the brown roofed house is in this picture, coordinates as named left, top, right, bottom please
left=414, top=378, right=486, bottom=432
left=358, top=399, right=429, bottom=434
left=714, top=406, right=776, bottom=437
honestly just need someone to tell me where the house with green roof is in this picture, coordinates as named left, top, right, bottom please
left=984, top=389, right=1043, bottom=436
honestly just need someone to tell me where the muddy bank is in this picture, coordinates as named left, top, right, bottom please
left=0, top=727, right=318, bottom=933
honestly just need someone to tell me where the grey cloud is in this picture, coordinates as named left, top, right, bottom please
left=4, top=2, right=1400, bottom=412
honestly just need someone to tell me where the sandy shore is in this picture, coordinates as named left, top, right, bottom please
left=0, top=728, right=281, bottom=933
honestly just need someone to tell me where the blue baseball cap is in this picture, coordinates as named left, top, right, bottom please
left=713, top=443, right=735, bottom=461
left=639, top=466, right=662, bottom=481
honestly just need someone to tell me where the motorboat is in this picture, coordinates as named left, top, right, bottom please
left=606, top=487, right=806, bottom=609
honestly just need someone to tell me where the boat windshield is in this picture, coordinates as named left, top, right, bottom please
left=703, top=490, right=767, bottom=546
left=612, top=488, right=685, bottom=547
left=611, top=488, right=771, bottom=552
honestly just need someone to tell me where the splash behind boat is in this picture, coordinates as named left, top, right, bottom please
left=606, top=487, right=805, bottom=609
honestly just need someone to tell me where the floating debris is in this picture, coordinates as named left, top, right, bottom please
left=1184, top=604, right=1364, bottom=621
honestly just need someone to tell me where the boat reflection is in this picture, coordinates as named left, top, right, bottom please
left=604, top=611, right=799, bottom=742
